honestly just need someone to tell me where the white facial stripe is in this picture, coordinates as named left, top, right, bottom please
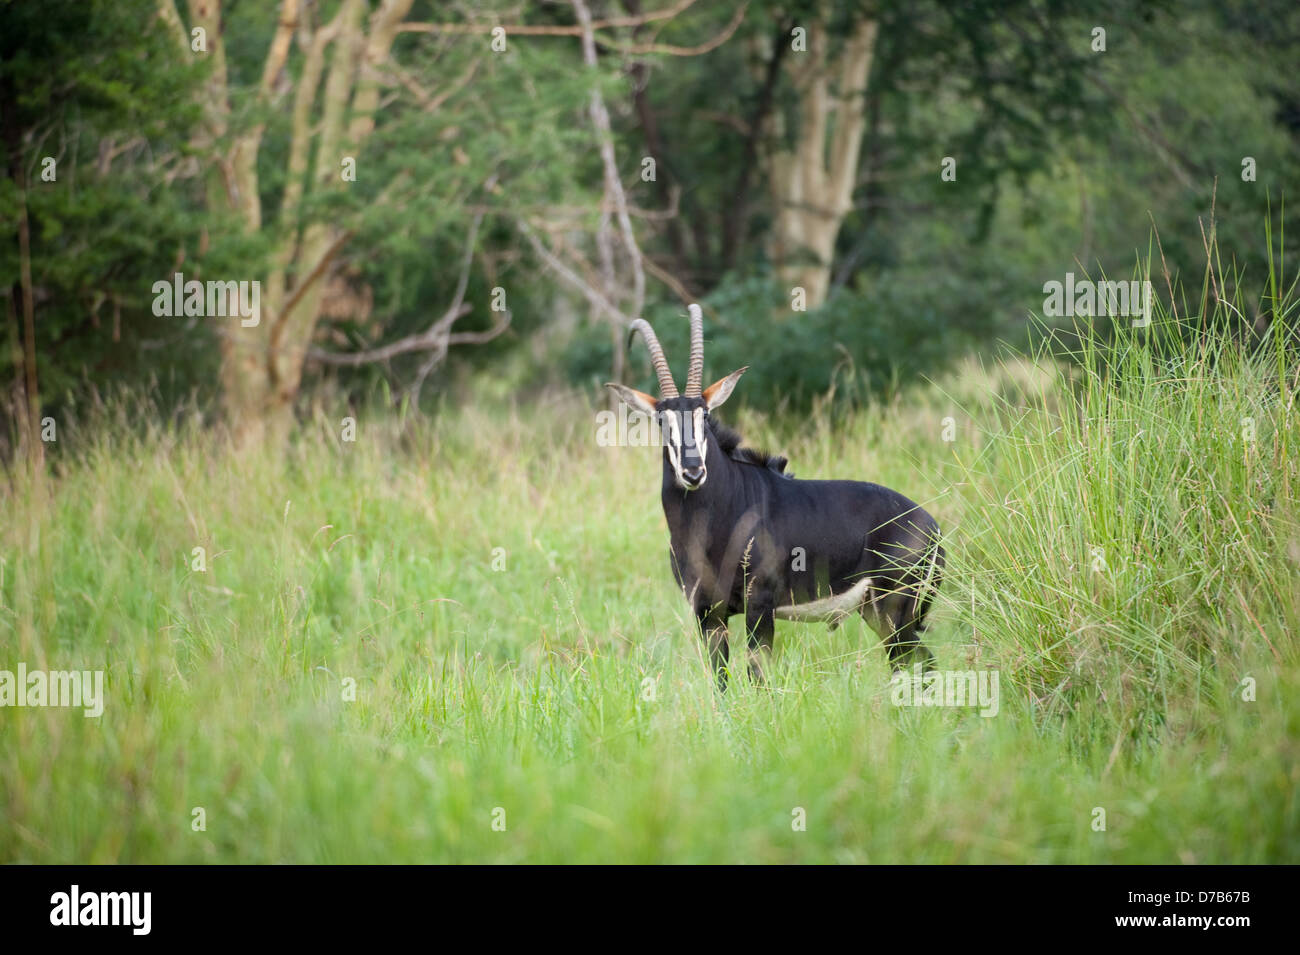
left=663, top=412, right=682, bottom=472
left=693, top=408, right=706, bottom=465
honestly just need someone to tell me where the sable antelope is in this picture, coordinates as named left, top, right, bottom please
left=605, top=305, right=944, bottom=687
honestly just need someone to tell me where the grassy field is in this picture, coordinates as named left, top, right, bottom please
left=2, top=309, right=1298, bottom=863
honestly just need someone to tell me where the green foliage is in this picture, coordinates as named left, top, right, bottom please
left=565, top=266, right=1005, bottom=413
left=0, top=0, right=213, bottom=410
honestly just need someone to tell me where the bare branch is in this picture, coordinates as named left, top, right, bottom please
left=382, top=54, right=481, bottom=112
left=518, top=220, right=638, bottom=327
left=155, top=0, right=189, bottom=53
left=643, top=254, right=698, bottom=305
left=594, top=3, right=747, bottom=56
left=398, top=0, right=696, bottom=36
left=459, top=186, right=679, bottom=222
left=446, top=314, right=511, bottom=346
left=260, top=0, right=301, bottom=95
left=277, top=230, right=354, bottom=335
left=307, top=302, right=472, bottom=366
left=348, top=0, right=418, bottom=147
left=308, top=178, right=502, bottom=369
left=574, top=0, right=645, bottom=321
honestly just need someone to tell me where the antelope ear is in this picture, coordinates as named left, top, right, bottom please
left=604, top=382, right=659, bottom=417
left=702, top=366, right=747, bottom=410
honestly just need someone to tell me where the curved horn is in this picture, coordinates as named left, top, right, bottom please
left=629, top=318, right=678, bottom=398
left=684, top=304, right=704, bottom=396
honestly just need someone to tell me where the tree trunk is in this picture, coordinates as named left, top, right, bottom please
left=1, top=71, right=41, bottom=470
left=767, top=13, right=877, bottom=310
left=16, top=187, right=39, bottom=470
left=167, top=0, right=413, bottom=448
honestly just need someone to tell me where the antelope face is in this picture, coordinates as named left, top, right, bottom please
left=658, top=397, right=711, bottom=490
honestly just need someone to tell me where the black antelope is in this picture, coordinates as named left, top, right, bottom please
left=606, top=305, right=944, bottom=688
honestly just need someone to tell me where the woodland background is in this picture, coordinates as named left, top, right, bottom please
left=3, top=0, right=1297, bottom=453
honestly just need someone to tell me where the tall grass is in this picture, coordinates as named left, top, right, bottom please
left=2, top=242, right=1298, bottom=862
